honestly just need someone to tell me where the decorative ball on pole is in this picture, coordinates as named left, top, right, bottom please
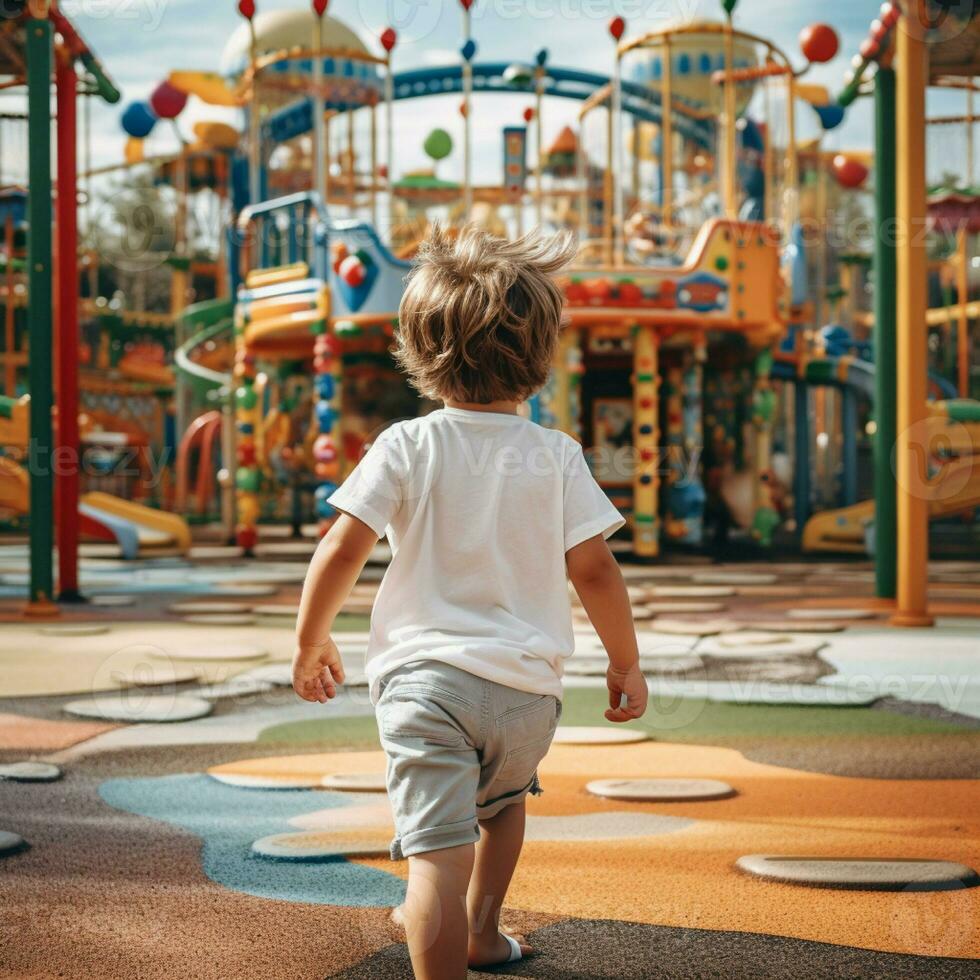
left=608, top=16, right=625, bottom=41
left=459, top=0, right=474, bottom=8
left=522, top=106, right=534, bottom=123
left=461, top=38, right=477, bottom=62
left=149, top=81, right=187, bottom=120
left=800, top=23, right=840, bottom=64
left=380, top=26, right=397, bottom=53
left=237, top=0, right=255, bottom=20
left=831, top=153, right=869, bottom=189
left=312, top=0, right=328, bottom=13
left=720, top=0, right=738, bottom=15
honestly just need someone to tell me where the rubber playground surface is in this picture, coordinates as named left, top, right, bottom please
left=1, top=546, right=979, bottom=978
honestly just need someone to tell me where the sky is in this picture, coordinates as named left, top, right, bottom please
left=1, top=2, right=969, bottom=192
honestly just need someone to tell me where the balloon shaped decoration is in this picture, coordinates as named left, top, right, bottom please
left=800, top=23, right=839, bottom=63
left=523, top=106, right=534, bottom=123
left=380, top=27, right=397, bottom=52
left=338, top=254, right=367, bottom=287
left=121, top=101, right=157, bottom=139
left=608, top=16, right=625, bottom=40
left=124, top=137, right=144, bottom=166
left=312, top=0, right=329, bottom=14
left=237, top=0, right=255, bottom=19
left=831, top=153, right=869, bottom=189
left=459, top=0, right=474, bottom=8
left=424, top=128, right=453, bottom=162
left=721, top=0, right=738, bottom=13
left=149, top=81, right=187, bottom=120
left=535, top=48, right=548, bottom=67
left=813, top=104, right=845, bottom=131
left=461, top=38, right=476, bottom=62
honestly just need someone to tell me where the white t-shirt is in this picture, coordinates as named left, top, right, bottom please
left=329, top=407, right=624, bottom=701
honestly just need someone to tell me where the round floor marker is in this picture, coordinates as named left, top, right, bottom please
left=149, top=643, right=267, bottom=662
left=698, top=637, right=826, bottom=659
left=643, top=601, right=727, bottom=614
left=648, top=585, right=736, bottom=598
left=740, top=619, right=848, bottom=634
left=735, top=855, right=980, bottom=891
left=168, top=602, right=252, bottom=615
left=787, top=608, right=875, bottom=621
left=37, top=624, right=109, bottom=637
left=0, top=830, right=27, bottom=857
left=692, top=572, right=778, bottom=586
left=194, top=677, right=275, bottom=699
left=716, top=631, right=791, bottom=648
left=208, top=772, right=322, bottom=790
left=651, top=618, right=738, bottom=636
left=212, top=583, right=278, bottom=598
left=88, top=594, right=137, bottom=607
left=180, top=613, right=259, bottom=626
left=240, top=663, right=293, bottom=686
left=64, top=694, right=213, bottom=724
left=0, top=762, right=62, bottom=782
left=253, top=604, right=299, bottom=617
left=587, top=778, right=735, bottom=802
left=321, top=772, right=387, bottom=792
left=251, top=829, right=392, bottom=860
left=553, top=726, right=650, bottom=745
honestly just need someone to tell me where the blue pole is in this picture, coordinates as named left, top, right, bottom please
left=793, top=381, right=810, bottom=535
left=841, top=385, right=858, bottom=507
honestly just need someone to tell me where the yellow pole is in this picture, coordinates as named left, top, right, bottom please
left=957, top=227, right=969, bottom=397
left=785, top=73, right=798, bottom=242
left=723, top=21, right=737, bottom=218
left=892, top=12, right=933, bottom=627
left=661, top=37, right=673, bottom=226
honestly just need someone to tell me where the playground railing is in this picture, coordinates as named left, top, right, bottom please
left=231, top=192, right=328, bottom=296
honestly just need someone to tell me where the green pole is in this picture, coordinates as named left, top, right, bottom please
left=26, top=18, right=54, bottom=607
left=873, top=66, right=897, bottom=599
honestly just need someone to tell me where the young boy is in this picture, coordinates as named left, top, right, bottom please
left=292, top=227, right=648, bottom=979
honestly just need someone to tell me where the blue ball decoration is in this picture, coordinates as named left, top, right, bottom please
left=813, top=104, right=846, bottom=131
left=315, top=374, right=335, bottom=400
left=535, top=48, right=548, bottom=67
left=121, top=101, right=158, bottom=139
left=314, top=482, right=339, bottom=518
left=315, top=402, right=336, bottom=433
left=461, top=38, right=477, bottom=62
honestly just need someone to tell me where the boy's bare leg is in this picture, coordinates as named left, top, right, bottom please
left=466, top=801, right=533, bottom=965
left=403, top=844, right=474, bottom=980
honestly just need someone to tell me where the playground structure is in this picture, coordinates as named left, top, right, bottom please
left=0, top=1, right=976, bottom=627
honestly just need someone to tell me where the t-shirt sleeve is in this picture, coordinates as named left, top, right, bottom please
left=562, top=441, right=625, bottom=552
left=327, top=427, right=404, bottom=538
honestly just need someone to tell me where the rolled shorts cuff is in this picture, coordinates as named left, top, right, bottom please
left=476, top=772, right=543, bottom=822
left=390, top=817, right=481, bottom=860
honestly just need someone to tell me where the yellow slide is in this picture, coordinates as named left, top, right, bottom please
left=80, top=491, right=192, bottom=555
left=0, top=457, right=28, bottom=515
left=803, top=458, right=980, bottom=553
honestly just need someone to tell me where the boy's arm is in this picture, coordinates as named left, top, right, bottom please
left=292, top=513, right=378, bottom=703
left=566, top=534, right=648, bottom=723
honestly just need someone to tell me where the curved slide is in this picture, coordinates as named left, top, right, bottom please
left=79, top=492, right=192, bottom=559
left=175, top=297, right=234, bottom=394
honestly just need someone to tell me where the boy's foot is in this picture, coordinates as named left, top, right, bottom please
left=468, top=930, right=531, bottom=966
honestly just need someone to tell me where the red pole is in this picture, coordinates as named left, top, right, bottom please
left=55, top=46, right=80, bottom=600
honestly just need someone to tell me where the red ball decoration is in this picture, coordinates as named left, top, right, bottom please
left=459, top=0, right=474, bottom=8
left=860, top=38, right=880, bottom=60
left=608, top=16, right=625, bottom=41
left=149, top=81, right=187, bottom=120
left=237, top=442, right=257, bottom=466
left=312, top=0, right=329, bottom=14
left=459, top=100, right=468, bottom=118
left=237, top=0, right=255, bottom=20
left=380, top=27, right=397, bottom=52
left=831, top=153, right=869, bottom=189
left=522, top=106, right=534, bottom=123
left=338, top=254, right=367, bottom=287
left=236, top=525, right=258, bottom=550
left=800, top=23, right=839, bottom=64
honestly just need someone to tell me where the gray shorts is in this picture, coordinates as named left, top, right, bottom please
left=375, top=660, right=562, bottom=860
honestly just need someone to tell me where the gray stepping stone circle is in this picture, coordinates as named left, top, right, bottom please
left=181, top=613, right=259, bottom=626
left=64, top=694, right=213, bottom=724
left=212, top=583, right=278, bottom=597
left=38, top=624, right=109, bottom=636
left=168, top=601, right=252, bottom=615
left=149, top=643, right=267, bottom=662
left=89, top=595, right=137, bottom=607
left=736, top=855, right=980, bottom=891
left=0, top=830, right=27, bottom=857
left=787, top=608, right=875, bottom=620
left=553, top=726, right=650, bottom=745
left=643, top=601, right=727, bottom=614
left=321, top=772, right=387, bottom=792
left=251, top=829, right=392, bottom=860
left=209, top=772, right=322, bottom=789
left=240, top=663, right=293, bottom=686
left=587, top=778, right=735, bottom=802
left=0, top=762, right=62, bottom=782
left=194, top=677, right=275, bottom=699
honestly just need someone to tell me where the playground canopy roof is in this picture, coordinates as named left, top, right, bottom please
left=928, top=12, right=980, bottom=78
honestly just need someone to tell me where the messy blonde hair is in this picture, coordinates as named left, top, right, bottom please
left=395, top=224, right=576, bottom=403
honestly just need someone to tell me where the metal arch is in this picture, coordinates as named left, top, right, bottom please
left=262, top=61, right=713, bottom=147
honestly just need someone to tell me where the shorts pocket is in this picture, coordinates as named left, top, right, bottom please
left=377, top=692, right=466, bottom=748
left=495, top=697, right=559, bottom=785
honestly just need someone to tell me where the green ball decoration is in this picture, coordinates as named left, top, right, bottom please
left=236, top=385, right=258, bottom=410
left=236, top=467, right=262, bottom=493
left=721, top=0, right=738, bottom=13
left=424, top=128, right=453, bottom=162
left=310, top=319, right=327, bottom=336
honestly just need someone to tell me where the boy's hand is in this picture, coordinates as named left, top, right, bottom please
left=605, top=663, right=648, bottom=723
left=292, top=638, right=345, bottom=703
